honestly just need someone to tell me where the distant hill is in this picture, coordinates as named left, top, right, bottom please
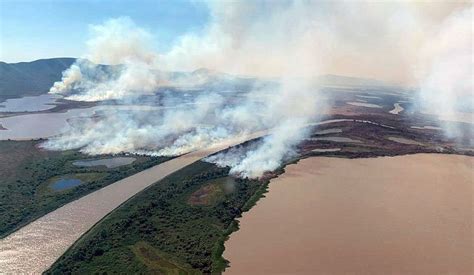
left=0, top=58, right=75, bottom=99
left=0, top=58, right=400, bottom=102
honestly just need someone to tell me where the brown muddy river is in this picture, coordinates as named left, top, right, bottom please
left=0, top=133, right=265, bottom=274
left=224, top=154, right=473, bottom=275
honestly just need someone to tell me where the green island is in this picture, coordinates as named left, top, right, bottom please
left=0, top=140, right=169, bottom=237
left=46, top=160, right=272, bottom=274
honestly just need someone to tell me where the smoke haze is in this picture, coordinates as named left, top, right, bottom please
left=45, top=1, right=472, bottom=177
left=416, top=7, right=473, bottom=140
left=50, top=17, right=161, bottom=101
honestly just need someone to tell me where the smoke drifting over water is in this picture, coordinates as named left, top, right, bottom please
left=416, top=7, right=473, bottom=140
left=45, top=1, right=472, bottom=177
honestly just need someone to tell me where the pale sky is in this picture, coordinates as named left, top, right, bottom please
left=0, top=0, right=470, bottom=86
left=0, top=0, right=209, bottom=62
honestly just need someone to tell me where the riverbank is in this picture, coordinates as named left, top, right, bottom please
left=45, top=161, right=269, bottom=274
left=0, top=140, right=169, bottom=238
left=0, top=133, right=267, bottom=273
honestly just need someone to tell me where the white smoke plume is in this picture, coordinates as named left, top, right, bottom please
left=160, top=1, right=470, bottom=84
left=44, top=1, right=473, bottom=178
left=44, top=75, right=321, bottom=179
left=43, top=2, right=325, bottom=178
left=415, top=7, right=473, bottom=140
left=207, top=118, right=312, bottom=178
left=49, top=17, right=161, bottom=101
left=43, top=93, right=229, bottom=155
left=205, top=78, right=321, bottom=178
left=161, top=1, right=473, bottom=144
left=50, top=64, right=83, bottom=94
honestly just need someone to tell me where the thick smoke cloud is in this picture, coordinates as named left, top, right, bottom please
left=416, top=7, right=473, bottom=139
left=50, top=65, right=82, bottom=94
left=45, top=1, right=473, bottom=177
left=50, top=17, right=161, bottom=101
left=161, top=1, right=473, bottom=142
left=207, top=119, right=311, bottom=178
left=160, top=1, right=470, bottom=84
left=205, top=78, right=321, bottom=178
left=44, top=2, right=325, bottom=178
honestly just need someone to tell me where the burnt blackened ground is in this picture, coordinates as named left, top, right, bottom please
left=300, top=88, right=473, bottom=159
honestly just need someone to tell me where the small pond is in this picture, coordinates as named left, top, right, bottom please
left=314, top=128, right=343, bottom=135
left=356, top=95, right=381, bottom=100
left=387, top=137, right=423, bottom=146
left=311, top=148, right=341, bottom=153
left=72, top=157, right=136, bottom=168
left=308, top=137, right=361, bottom=143
left=347, top=102, right=383, bottom=108
left=51, top=178, right=82, bottom=191
left=410, top=125, right=441, bottom=130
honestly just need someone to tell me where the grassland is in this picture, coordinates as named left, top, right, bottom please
left=47, top=161, right=270, bottom=274
left=0, top=140, right=169, bottom=237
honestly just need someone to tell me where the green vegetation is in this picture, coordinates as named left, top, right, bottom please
left=0, top=140, right=169, bottom=237
left=47, top=161, right=269, bottom=274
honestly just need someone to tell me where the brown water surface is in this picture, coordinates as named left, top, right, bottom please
left=224, top=154, right=473, bottom=275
